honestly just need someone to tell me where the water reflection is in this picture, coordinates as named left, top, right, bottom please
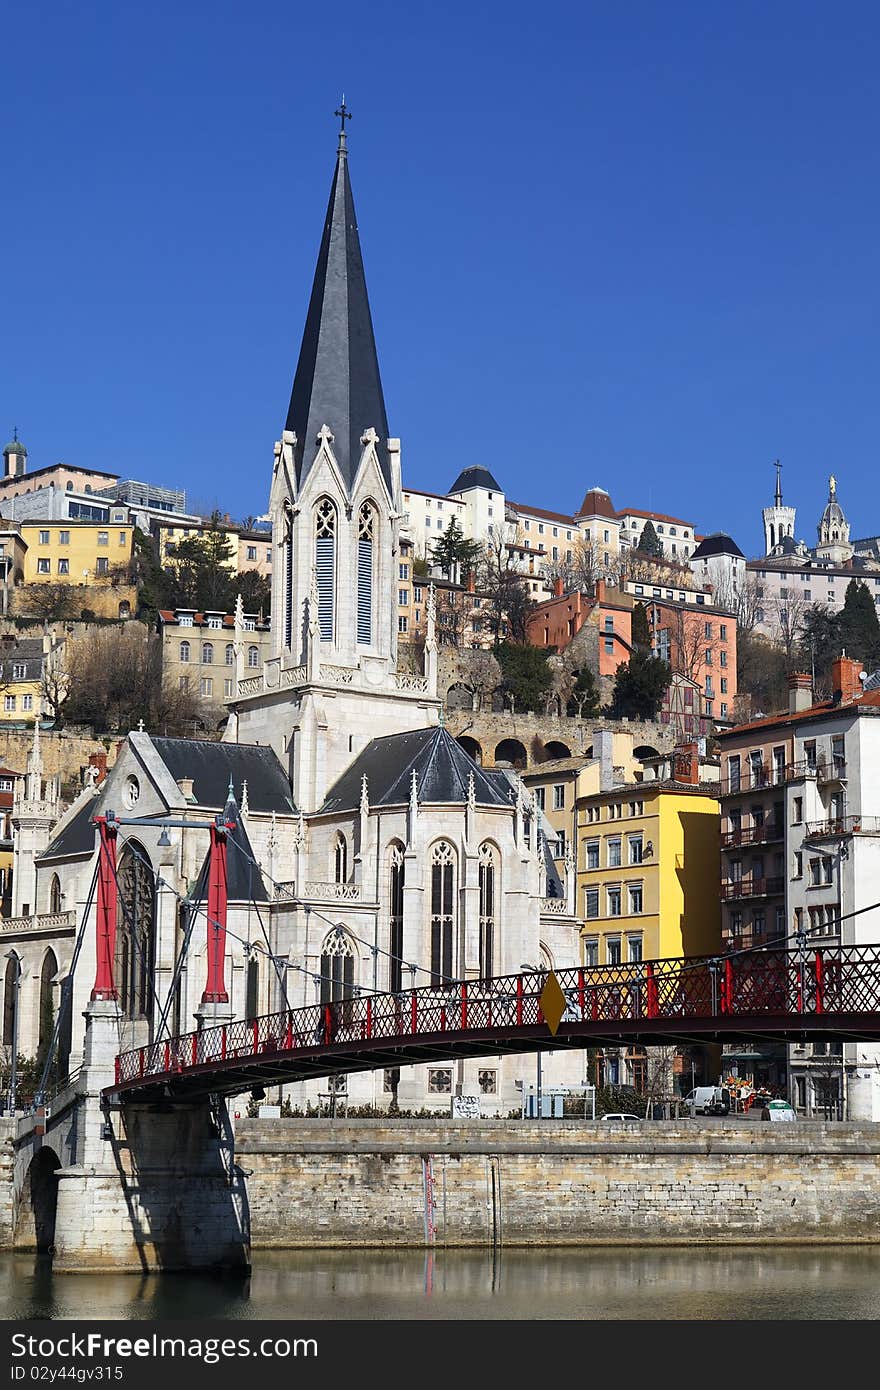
left=1, top=1246, right=879, bottom=1320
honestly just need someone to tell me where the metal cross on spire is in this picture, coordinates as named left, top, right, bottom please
left=335, top=96, right=352, bottom=132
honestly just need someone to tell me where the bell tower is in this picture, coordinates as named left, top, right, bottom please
left=762, top=460, right=796, bottom=555
left=227, top=110, right=440, bottom=809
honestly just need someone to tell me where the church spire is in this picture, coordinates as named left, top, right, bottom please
left=285, top=107, right=391, bottom=497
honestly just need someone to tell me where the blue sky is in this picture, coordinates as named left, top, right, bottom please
left=3, top=2, right=880, bottom=555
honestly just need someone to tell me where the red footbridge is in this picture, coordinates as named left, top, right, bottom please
left=110, top=944, right=880, bottom=1104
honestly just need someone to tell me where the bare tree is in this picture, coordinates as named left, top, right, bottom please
left=711, top=574, right=763, bottom=638
left=64, top=625, right=198, bottom=734
left=477, top=525, right=535, bottom=644
left=769, top=593, right=809, bottom=665
left=39, top=646, right=71, bottom=726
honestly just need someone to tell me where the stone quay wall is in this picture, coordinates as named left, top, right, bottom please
left=236, top=1119, right=880, bottom=1248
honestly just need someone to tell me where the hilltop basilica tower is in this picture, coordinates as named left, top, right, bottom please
left=227, top=115, right=440, bottom=812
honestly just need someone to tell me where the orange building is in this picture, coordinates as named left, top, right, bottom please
left=644, top=598, right=738, bottom=725
left=525, top=579, right=633, bottom=678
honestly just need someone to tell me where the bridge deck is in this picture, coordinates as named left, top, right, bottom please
left=107, top=946, right=880, bottom=1104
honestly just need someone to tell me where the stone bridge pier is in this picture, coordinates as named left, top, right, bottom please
left=13, top=1001, right=251, bottom=1273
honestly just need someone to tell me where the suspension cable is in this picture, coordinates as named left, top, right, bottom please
left=34, top=856, right=103, bottom=1109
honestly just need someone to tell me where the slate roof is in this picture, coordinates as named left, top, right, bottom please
left=448, top=466, right=502, bottom=494
left=690, top=533, right=745, bottom=560
left=284, top=138, right=391, bottom=497
left=192, top=795, right=268, bottom=903
left=147, top=738, right=296, bottom=814
left=0, top=638, right=45, bottom=683
left=321, top=727, right=512, bottom=814
left=38, top=792, right=101, bottom=861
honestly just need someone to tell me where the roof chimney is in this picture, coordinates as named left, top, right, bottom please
left=673, top=742, right=700, bottom=785
left=831, top=654, right=865, bottom=707
left=787, top=671, right=812, bottom=714
left=176, top=776, right=195, bottom=803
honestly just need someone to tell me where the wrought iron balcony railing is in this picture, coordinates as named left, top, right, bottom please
left=720, top=875, right=785, bottom=901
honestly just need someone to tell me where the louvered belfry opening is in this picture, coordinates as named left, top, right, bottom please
left=357, top=502, right=375, bottom=645
left=315, top=497, right=336, bottom=640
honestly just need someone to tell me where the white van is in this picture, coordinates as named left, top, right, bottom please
left=683, top=1086, right=731, bottom=1116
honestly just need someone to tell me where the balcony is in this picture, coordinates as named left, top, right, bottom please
left=816, top=758, right=847, bottom=786
left=803, top=815, right=880, bottom=841
left=721, top=823, right=784, bottom=849
left=721, top=760, right=814, bottom=795
left=720, top=876, right=785, bottom=901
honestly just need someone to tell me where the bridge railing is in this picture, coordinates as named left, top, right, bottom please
left=114, top=944, right=880, bottom=1089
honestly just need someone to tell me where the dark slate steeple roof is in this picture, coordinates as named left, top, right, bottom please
left=285, top=132, right=391, bottom=497
left=192, top=791, right=268, bottom=904
left=448, top=466, right=502, bottom=494
left=321, top=726, right=512, bottom=813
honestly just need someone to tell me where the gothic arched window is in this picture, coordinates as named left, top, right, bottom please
left=320, top=928, right=355, bottom=1006
left=114, top=842, right=156, bottom=1021
left=247, top=645, right=259, bottom=668
left=315, top=498, right=336, bottom=641
left=334, top=833, right=348, bottom=885
left=245, top=953, right=259, bottom=1021
left=388, top=842, right=405, bottom=993
left=225, top=643, right=235, bottom=666
left=39, top=949, right=57, bottom=1049
left=201, top=642, right=214, bottom=664
left=478, top=843, right=497, bottom=980
left=357, top=502, right=375, bottom=645
left=179, top=640, right=190, bottom=663
left=430, top=842, right=456, bottom=986
left=49, top=874, right=61, bottom=914
left=2, top=953, right=19, bottom=1048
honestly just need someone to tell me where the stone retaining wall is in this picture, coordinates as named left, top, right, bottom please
left=236, top=1118, right=880, bottom=1247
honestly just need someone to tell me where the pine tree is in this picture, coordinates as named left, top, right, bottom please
left=496, top=642, right=553, bottom=712
left=611, top=650, right=670, bottom=721
left=430, top=518, right=483, bottom=581
left=636, top=520, right=663, bottom=557
left=838, top=580, right=880, bottom=671
left=631, top=602, right=652, bottom=650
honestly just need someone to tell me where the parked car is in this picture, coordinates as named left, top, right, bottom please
left=600, top=1113, right=643, bottom=1122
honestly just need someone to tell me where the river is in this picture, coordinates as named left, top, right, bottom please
left=1, top=1246, right=880, bottom=1320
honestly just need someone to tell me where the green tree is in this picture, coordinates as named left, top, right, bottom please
left=839, top=579, right=880, bottom=671
left=798, top=604, right=841, bottom=694
left=635, top=520, right=663, bottom=557
left=610, top=649, right=670, bottom=720
left=496, top=642, right=553, bottom=712
left=566, top=665, right=601, bottom=717
left=631, top=602, right=651, bottom=650
left=431, top=518, right=483, bottom=582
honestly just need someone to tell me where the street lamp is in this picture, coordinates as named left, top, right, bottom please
left=4, top=951, right=21, bottom=1115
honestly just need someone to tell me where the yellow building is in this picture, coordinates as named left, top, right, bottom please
left=0, top=636, right=49, bottom=725
left=575, top=759, right=720, bottom=969
left=20, top=519, right=133, bottom=585
left=523, top=730, right=645, bottom=871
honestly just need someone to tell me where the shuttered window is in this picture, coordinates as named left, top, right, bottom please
left=357, top=503, right=375, bottom=644
left=315, top=498, right=336, bottom=640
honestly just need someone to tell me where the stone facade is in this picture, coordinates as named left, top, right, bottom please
left=236, top=1119, right=880, bottom=1247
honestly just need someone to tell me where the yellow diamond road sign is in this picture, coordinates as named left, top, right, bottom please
left=539, top=971, right=567, bottom=1037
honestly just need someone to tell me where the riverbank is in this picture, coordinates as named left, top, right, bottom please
left=236, top=1118, right=880, bottom=1247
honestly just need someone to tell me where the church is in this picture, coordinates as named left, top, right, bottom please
left=5, top=119, right=581, bottom=1116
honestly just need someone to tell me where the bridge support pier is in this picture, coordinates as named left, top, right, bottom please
left=52, top=1001, right=251, bottom=1273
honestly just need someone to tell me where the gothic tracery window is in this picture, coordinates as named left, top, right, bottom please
left=315, top=498, right=337, bottom=641
left=114, top=842, right=156, bottom=1021
left=389, top=842, right=405, bottom=993
left=430, top=842, right=455, bottom=986
left=357, top=502, right=375, bottom=645
left=320, top=928, right=355, bottom=1006
left=478, top=842, right=497, bottom=980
